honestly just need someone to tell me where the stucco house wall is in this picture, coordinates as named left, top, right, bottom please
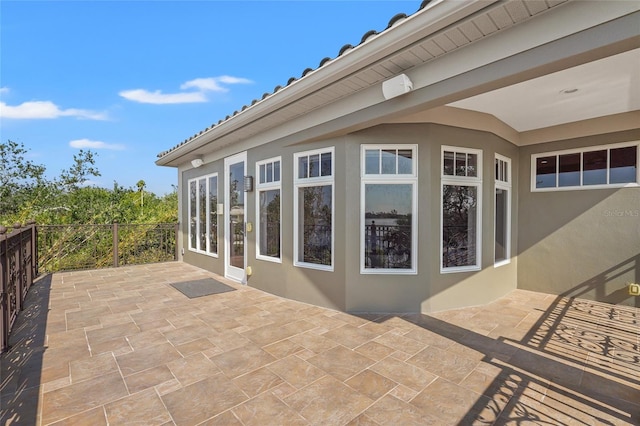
left=162, top=1, right=639, bottom=313
left=517, top=130, right=640, bottom=306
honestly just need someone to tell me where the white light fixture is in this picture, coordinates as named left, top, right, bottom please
left=191, top=157, right=204, bottom=168
left=382, top=73, right=413, bottom=100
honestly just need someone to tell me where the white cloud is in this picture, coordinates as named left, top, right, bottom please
left=180, top=76, right=253, bottom=92
left=0, top=87, right=9, bottom=95
left=0, top=101, right=108, bottom=120
left=118, top=89, right=207, bottom=104
left=216, top=75, right=253, bottom=85
left=69, top=138, right=125, bottom=150
left=121, top=75, right=253, bottom=104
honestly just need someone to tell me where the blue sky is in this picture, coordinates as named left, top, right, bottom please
left=1, top=1, right=418, bottom=196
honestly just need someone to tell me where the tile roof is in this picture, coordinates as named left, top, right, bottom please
left=157, top=1, right=432, bottom=160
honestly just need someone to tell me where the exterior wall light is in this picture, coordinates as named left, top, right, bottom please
left=244, top=176, right=254, bottom=192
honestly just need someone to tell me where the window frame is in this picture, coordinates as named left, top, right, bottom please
left=494, top=154, right=511, bottom=268
left=293, top=147, right=335, bottom=271
left=187, top=172, right=219, bottom=257
left=440, top=145, right=483, bottom=274
left=531, top=141, right=639, bottom=192
left=360, top=144, right=418, bottom=275
left=256, top=156, right=282, bottom=263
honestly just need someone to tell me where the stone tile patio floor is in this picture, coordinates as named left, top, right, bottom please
left=1, top=262, right=638, bottom=425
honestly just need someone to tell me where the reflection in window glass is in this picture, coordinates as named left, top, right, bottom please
left=309, top=154, right=320, bottom=178
left=536, top=156, right=556, bottom=188
left=266, top=163, right=273, bottom=182
left=443, top=151, right=455, bottom=175
left=398, top=150, right=413, bottom=174
left=610, top=146, right=637, bottom=184
left=259, top=189, right=280, bottom=259
left=259, top=164, right=266, bottom=184
left=583, top=150, right=607, bottom=185
left=559, top=153, right=580, bottom=187
left=199, top=179, right=207, bottom=250
left=364, top=184, right=412, bottom=270
left=382, top=150, right=396, bottom=174
left=442, top=185, right=478, bottom=268
left=467, top=154, right=478, bottom=177
left=273, top=161, right=280, bottom=181
left=455, top=152, right=467, bottom=176
left=365, top=150, right=379, bottom=174
left=321, top=152, right=332, bottom=177
left=189, top=180, right=197, bottom=249
left=495, top=188, right=508, bottom=263
left=298, top=156, right=308, bottom=179
left=298, top=186, right=332, bottom=266
left=208, top=176, right=218, bottom=254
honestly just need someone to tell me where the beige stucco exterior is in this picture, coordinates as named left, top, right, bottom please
left=163, top=1, right=640, bottom=312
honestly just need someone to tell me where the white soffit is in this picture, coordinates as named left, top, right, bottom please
left=448, top=48, right=640, bottom=132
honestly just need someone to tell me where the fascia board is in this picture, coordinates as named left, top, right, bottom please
left=241, top=9, right=640, bottom=152
left=155, top=0, right=498, bottom=167
left=227, top=7, right=640, bottom=154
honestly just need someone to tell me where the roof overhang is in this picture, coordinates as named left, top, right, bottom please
left=156, top=0, right=640, bottom=168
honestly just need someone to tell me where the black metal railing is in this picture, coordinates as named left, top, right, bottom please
left=1, top=222, right=37, bottom=353
left=364, top=223, right=411, bottom=269
left=442, top=224, right=477, bottom=268
left=302, top=224, right=332, bottom=265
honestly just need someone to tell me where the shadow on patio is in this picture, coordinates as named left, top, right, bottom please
left=0, top=262, right=638, bottom=425
left=388, top=295, right=640, bottom=424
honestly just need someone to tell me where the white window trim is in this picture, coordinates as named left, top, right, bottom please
left=531, top=141, right=640, bottom=192
left=256, top=157, right=282, bottom=264
left=440, top=146, right=483, bottom=274
left=360, top=144, right=418, bottom=275
left=293, top=147, right=335, bottom=271
left=361, top=144, right=418, bottom=178
left=494, top=154, right=511, bottom=268
left=187, top=173, right=219, bottom=257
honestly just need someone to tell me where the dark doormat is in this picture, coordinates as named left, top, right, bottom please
left=170, top=278, right=236, bottom=299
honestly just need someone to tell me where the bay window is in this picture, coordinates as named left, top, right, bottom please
left=441, top=146, right=482, bottom=273
left=294, top=148, right=334, bottom=270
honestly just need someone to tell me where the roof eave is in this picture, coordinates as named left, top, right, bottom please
left=155, top=0, right=498, bottom=167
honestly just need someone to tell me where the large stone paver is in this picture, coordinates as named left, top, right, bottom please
left=1, top=262, right=639, bottom=425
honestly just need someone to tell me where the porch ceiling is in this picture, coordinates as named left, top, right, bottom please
left=447, top=48, right=640, bottom=132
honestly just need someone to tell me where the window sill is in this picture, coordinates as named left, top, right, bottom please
left=294, top=261, right=333, bottom=272
left=440, top=265, right=481, bottom=274
left=256, top=255, right=282, bottom=264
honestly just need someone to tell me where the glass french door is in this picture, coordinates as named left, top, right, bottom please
left=224, top=152, right=247, bottom=283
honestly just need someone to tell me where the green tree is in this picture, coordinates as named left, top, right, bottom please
left=0, top=140, right=47, bottom=218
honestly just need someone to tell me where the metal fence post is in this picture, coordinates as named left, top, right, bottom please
left=28, top=220, right=37, bottom=279
left=113, top=223, right=119, bottom=268
left=13, top=223, right=23, bottom=313
left=174, top=222, right=180, bottom=260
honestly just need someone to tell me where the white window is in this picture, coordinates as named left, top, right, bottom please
left=294, top=147, right=334, bottom=271
left=256, top=157, right=281, bottom=262
left=494, top=154, right=511, bottom=267
left=188, top=173, right=218, bottom=256
left=532, top=142, right=639, bottom=191
left=361, top=145, right=417, bottom=274
left=441, top=146, right=482, bottom=273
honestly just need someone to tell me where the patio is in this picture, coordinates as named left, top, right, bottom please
left=1, top=262, right=638, bottom=425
